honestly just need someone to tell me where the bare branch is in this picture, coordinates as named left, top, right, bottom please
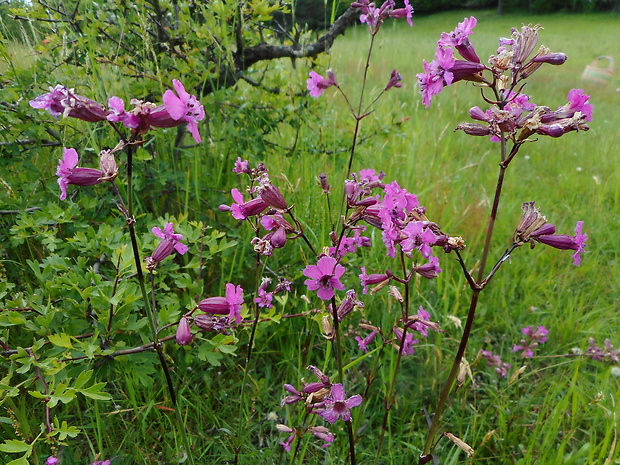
left=198, top=7, right=360, bottom=95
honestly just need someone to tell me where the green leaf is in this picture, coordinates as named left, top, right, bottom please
left=48, top=333, right=74, bottom=349
left=0, top=439, right=31, bottom=453
left=73, top=369, right=93, bottom=389
left=51, top=420, right=80, bottom=441
left=6, top=457, right=29, bottom=465
left=80, top=383, right=112, bottom=401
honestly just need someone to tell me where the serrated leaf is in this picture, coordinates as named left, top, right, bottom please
left=48, top=333, right=73, bottom=349
left=0, top=439, right=31, bottom=453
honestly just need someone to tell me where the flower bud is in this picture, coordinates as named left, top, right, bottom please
left=319, top=173, right=331, bottom=193
left=198, top=297, right=229, bottom=314
left=269, top=226, right=287, bottom=249
left=261, top=184, right=288, bottom=210
left=176, top=316, right=192, bottom=346
left=532, top=52, right=568, bottom=65
left=385, top=69, right=403, bottom=90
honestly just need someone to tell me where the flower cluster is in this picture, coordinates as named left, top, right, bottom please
left=278, top=366, right=362, bottom=451
left=417, top=18, right=571, bottom=111
left=345, top=169, right=462, bottom=270
left=457, top=88, right=592, bottom=142
left=391, top=306, right=442, bottom=356
left=31, top=80, right=205, bottom=143
left=417, top=17, right=486, bottom=108
left=586, top=338, right=620, bottom=363
left=351, top=0, right=413, bottom=35
left=480, top=350, right=511, bottom=378
left=513, top=325, right=549, bottom=358
left=514, top=202, right=588, bottom=266
left=219, top=159, right=299, bottom=257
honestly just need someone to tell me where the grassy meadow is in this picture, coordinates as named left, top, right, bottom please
left=1, top=7, right=620, bottom=465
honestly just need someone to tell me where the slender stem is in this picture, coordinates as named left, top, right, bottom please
left=376, top=254, right=410, bottom=460
left=122, top=143, right=195, bottom=465
left=357, top=34, right=376, bottom=116
left=330, top=294, right=345, bottom=383
left=346, top=420, right=357, bottom=465
left=476, top=138, right=507, bottom=283
left=419, top=136, right=508, bottom=461
left=245, top=252, right=264, bottom=366
left=420, top=289, right=480, bottom=458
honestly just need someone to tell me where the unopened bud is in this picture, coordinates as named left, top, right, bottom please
left=319, top=173, right=331, bottom=193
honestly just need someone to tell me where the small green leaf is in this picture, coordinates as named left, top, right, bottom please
left=0, top=439, right=31, bottom=453
left=73, top=369, right=93, bottom=389
left=80, top=383, right=112, bottom=401
left=48, top=333, right=73, bottom=349
left=6, top=457, right=30, bottom=465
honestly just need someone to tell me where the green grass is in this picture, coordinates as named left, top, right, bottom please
left=2, top=8, right=620, bottom=465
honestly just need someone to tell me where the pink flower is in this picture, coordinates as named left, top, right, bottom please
left=232, top=157, right=250, bottom=174
left=46, top=457, right=59, bottom=465
left=542, top=89, right=593, bottom=123
left=145, top=222, right=189, bottom=270
left=438, top=16, right=480, bottom=63
left=355, top=330, right=378, bottom=352
left=306, top=70, right=337, bottom=97
left=359, top=267, right=389, bottom=294
left=254, top=288, right=274, bottom=309
left=417, top=46, right=456, bottom=108
left=303, top=256, right=346, bottom=300
left=385, top=69, right=403, bottom=91
left=219, top=188, right=268, bottom=220
left=56, top=148, right=104, bottom=200
left=480, top=349, right=511, bottom=377
left=438, top=16, right=477, bottom=47
left=313, top=383, right=362, bottom=424
left=389, top=0, right=413, bottom=27
left=309, top=426, right=334, bottom=448
left=513, top=325, right=549, bottom=358
left=534, top=221, right=588, bottom=266
left=107, top=96, right=141, bottom=128
left=393, top=327, right=418, bottom=355
left=198, top=283, right=244, bottom=324
left=225, top=283, right=244, bottom=324
left=162, top=79, right=205, bottom=143
left=277, top=424, right=297, bottom=451
left=414, top=255, right=442, bottom=279
left=30, top=84, right=107, bottom=122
